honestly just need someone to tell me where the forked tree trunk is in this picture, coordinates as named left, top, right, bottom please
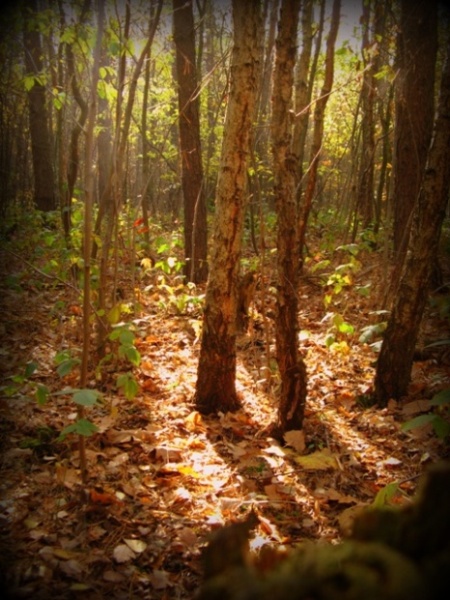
left=194, top=0, right=263, bottom=415
left=374, top=36, right=450, bottom=407
left=271, top=0, right=307, bottom=436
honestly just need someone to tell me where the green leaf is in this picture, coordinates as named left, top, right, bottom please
left=401, top=413, right=436, bottom=432
left=431, top=415, right=450, bottom=439
left=119, top=329, right=135, bottom=345
left=120, top=345, right=141, bottom=367
left=24, top=361, right=39, bottom=378
left=117, top=373, right=139, bottom=400
left=58, top=418, right=98, bottom=440
left=373, top=482, right=400, bottom=507
left=56, top=358, right=80, bottom=377
left=429, top=389, right=450, bottom=406
left=72, top=389, right=101, bottom=407
left=36, top=384, right=50, bottom=405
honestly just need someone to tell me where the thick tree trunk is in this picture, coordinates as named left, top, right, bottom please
left=271, top=0, right=307, bottom=435
left=194, top=0, right=262, bottom=415
left=374, top=36, right=450, bottom=406
left=173, top=0, right=208, bottom=284
left=23, top=0, right=56, bottom=212
left=391, top=0, right=437, bottom=259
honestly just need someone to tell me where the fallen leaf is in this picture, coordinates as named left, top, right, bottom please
left=59, top=559, right=84, bottom=578
left=124, top=538, right=147, bottom=554
left=294, top=448, right=339, bottom=471
left=113, top=544, right=136, bottom=563
left=103, top=570, right=126, bottom=583
left=284, top=430, right=306, bottom=453
left=149, top=569, right=172, bottom=590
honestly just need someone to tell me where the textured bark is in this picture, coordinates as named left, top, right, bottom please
left=392, top=0, right=437, bottom=258
left=23, top=0, right=56, bottom=212
left=173, top=0, right=208, bottom=284
left=374, top=35, right=450, bottom=406
left=271, top=0, right=306, bottom=435
left=194, top=0, right=262, bottom=415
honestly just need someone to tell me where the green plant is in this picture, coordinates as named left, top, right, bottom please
left=36, top=386, right=101, bottom=440
left=402, top=389, right=450, bottom=441
left=322, top=311, right=355, bottom=353
left=0, top=360, right=38, bottom=397
left=156, top=280, right=204, bottom=315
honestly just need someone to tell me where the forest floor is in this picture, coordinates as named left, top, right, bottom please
left=1, top=227, right=450, bottom=599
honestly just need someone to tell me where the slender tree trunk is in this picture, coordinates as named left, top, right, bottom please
left=194, top=0, right=263, bottom=415
left=271, top=0, right=306, bottom=436
left=374, top=35, right=450, bottom=407
left=355, top=0, right=376, bottom=228
left=298, top=0, right=340, bottom=271
left=173, top=0, right=208, bottom=284
left=292, top=0, right=314, bottom=189
left=22, top=0, right=56, bottom=212
left=79, top=0, right=104, bottom=484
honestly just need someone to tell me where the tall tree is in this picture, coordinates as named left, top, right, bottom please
left=271, top=0, right=307, bottom=436
left=292, top=0, right=314, bottom=192
left=22, top=0, right=56, bottom=212
left=173, top=0, right=208, bottom=284
left=298, top=0, right=340, bottom=271
left=355, top=0, right=377, bottom=228
left=374, top=33, right=450, bottom=407
left=391, top=0, right=438, bottom=260
left=194, top=0, right=263, bottom=415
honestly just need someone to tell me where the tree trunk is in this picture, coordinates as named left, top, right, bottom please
left=173, top=0, right=208, bottom=284
left=391, top=0, right=437, bottom=259
left=271, top=0, right=306, bottom=436
left=194, top=0, right=263, bottom=415
left=22, top=0, right=56, bottom=212
left=374, top=34, right=450, bottom=407
left=292, top=0, right=314, bottom=189
left=298, top=0, right=340, bottom=271
left=355, top=0, right=376, bottom=228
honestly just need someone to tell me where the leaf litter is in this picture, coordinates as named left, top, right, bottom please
left=0, top=245, right=449, bottom=599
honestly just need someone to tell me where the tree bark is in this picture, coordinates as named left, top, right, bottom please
left=271, top=0, right=307, bottom=435
left=194, top=0, right=263, bottom=415
left=22, top=0, right=56, bottom=212
left=374, top=34, right=450, bottom=407
left=298, top=0, right=340, bottom=271
left=173, top=0, right=208, bottom=284
left=391, top=0, right=438, bottom=259
left=292, top=0, right=314, bottom=189
left=355, top=0, right=376, bottom=228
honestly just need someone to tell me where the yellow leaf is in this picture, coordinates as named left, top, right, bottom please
left=294, top=448, right=339, bottom=471
left=124, top=538, right=147, bottom=554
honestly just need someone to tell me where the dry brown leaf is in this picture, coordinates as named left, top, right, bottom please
left=149, top=569, right=172, bottom=590
left=284, top=430, right=306, bottom=453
